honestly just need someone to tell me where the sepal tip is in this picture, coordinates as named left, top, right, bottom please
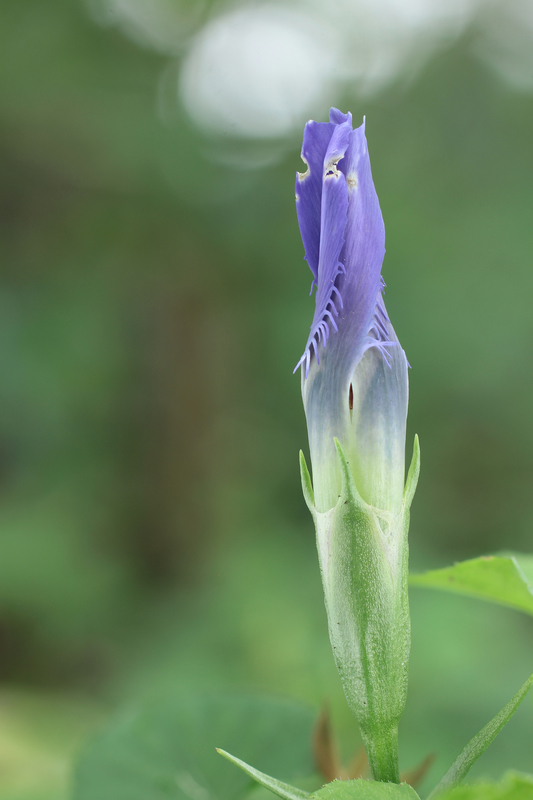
left=333, top=438, right=367, bottom=511
left=300, top=450, right=316, bottom=516
left=403, top=435, right=420, bottom=510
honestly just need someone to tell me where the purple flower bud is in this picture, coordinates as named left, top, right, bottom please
left=296, top=109, right=408, bottom=519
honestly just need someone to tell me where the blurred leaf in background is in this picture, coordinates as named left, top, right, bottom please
left=411, top=554, right=533, bottom=615
left=0, top=689, right=103, bottom=800
left=73, top=694, right=317, bottom=800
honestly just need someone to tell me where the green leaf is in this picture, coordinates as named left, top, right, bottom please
left=410, top=554, right=533, bottom=616
left=73, top=694, right=316, bottom=800
left=436, top=771, right=533, bottom=799
left=217, top=749, right=310, bottom=800
left=428, top=674, right=533, bottom=799
left=312, top=779, right=420, bottom=800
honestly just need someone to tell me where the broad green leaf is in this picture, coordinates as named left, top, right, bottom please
left=410, top=555, right=533, bottom=616
left=312, top=779, right=420, bottom=800
left=437, top=771, right=533, bottom=799
left=428, top=674, right=533, bottom=799
left=217, top=749, right=309, bottom=800
left=73, top=694, right=316, bottom=800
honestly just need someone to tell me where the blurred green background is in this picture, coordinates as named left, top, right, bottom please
left=1, top=0, right=533, bottom=797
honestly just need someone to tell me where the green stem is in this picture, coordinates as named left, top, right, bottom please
left=362, top=724, right=400, bottom=783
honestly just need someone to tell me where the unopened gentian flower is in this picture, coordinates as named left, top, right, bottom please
left=297, top=109, right=419, bottom=783
left=218, top=111, right=533, bottom=799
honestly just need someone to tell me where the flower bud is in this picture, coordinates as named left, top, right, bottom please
left=296, top=109, right=419, bottom=783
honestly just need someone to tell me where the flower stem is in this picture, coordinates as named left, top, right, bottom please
left=362, top=724, right=400, bottom=784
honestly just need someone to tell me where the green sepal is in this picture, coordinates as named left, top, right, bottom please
left=319, top=440, right=409, bottom=784
left=299, top=439, right=421, bottom=785
left=333, top=438, right=367, bottom=508
left=427, top=673, right=533, bottom=799
left=403, top=435, right=420, bottom=509
left=313, top=779, right=420, bottom=800
left=216, top=749, right=310, bottom=800
left=299, top=450, right=316, bottom=518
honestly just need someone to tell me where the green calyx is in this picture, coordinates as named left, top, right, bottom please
left=300, top=436, right=420, bottom=784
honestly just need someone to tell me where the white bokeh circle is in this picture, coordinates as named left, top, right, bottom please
left=179, top=5, right=339, bottom=138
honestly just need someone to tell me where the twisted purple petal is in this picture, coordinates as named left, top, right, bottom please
left=295, top=109, right=352, bottom=282
left=296, top=110, right=409, bottom=513
left=296, top=114, right=387, bottom=376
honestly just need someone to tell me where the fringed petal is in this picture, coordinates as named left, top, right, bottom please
left=296, top=109, right=408, bottom=514
left=295, top=121, right=336, bottom=281
left=296, top=114, right=385, bottom=379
